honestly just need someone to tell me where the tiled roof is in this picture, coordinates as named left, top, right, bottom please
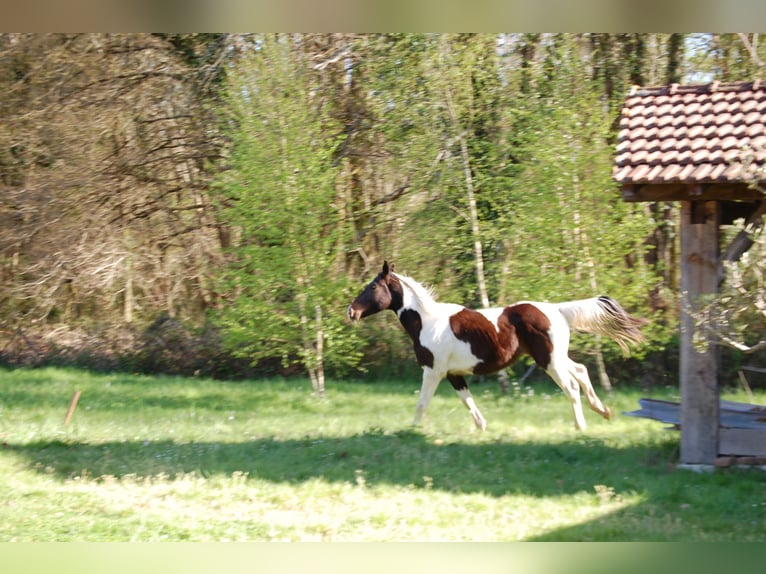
left=613, top=81, right=766, bottom=184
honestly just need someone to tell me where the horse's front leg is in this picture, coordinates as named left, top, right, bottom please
left=447, top=374, right=487, bottom=430
left=413, top=367, right=443, bottom=426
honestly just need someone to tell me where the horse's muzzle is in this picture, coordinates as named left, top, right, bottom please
left=347, top=305, right=363, bottom=322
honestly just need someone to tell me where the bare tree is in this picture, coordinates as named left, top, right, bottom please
left=0, top=34, right=229, bottom=352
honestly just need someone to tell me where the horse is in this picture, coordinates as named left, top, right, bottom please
left=347, top=261, right=646, bottom=431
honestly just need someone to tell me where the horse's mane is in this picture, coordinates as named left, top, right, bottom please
left=393, top=272, right=440, bottom=316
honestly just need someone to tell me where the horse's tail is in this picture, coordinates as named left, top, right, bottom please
left=556, top=296, right=647, bottom=354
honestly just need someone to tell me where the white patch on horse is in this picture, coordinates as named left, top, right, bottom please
left=456, top=388, right=487, bottom=430
left=477, top=307, right=504, bottom=332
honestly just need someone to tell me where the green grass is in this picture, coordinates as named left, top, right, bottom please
left=0, top=366, right=764, bottom=541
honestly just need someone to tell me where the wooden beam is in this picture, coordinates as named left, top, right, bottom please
left=622, top=183, right=764, bottom=203
left=621, top=183, right=684, bottom=201
left=679, top=198, right=720, bottom=464
left=719, top=428, right=766, bottom=457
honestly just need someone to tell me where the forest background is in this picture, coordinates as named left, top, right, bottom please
left=2, top=33, right=765, bottom=390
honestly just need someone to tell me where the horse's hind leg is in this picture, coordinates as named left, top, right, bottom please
left=413, top=367, right=443, bottom=426
left=545, top=357, right=588, bottom=431
left=447, top=374, right=487, bottom=430
left=569, top=360, right=611, bottom=420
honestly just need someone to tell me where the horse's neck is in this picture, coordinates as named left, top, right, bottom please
left=395, top=275, right=433, bottom=317
left=395, top=274, right=462, bottom=320
left=398, top=285, right=423, bottom=315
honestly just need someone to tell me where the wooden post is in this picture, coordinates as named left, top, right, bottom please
left=64, top=390, right=82, bottom=427
left=679, top=199, right=720, bottom=464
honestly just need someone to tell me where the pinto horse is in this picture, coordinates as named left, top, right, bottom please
left=347, top=261, right=646, bottom=431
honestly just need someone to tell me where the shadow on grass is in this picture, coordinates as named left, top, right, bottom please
left=7, top=429, right=766, bottom=540
left=7, top=429, right=678, bottom=498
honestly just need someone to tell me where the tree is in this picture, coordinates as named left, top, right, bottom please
left=691, top=233, right=766, bottom=356
left=360, top=34, right=509, bottom=307
left=0, top=33, right=228, bottom=331
left=215, top=34, right=363, bottom=394
left=0, top=33, right=704, bottom=379
left=498, top=36, right=661, bottom=371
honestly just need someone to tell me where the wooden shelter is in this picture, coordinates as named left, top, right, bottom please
left=614, top=81, right=766, bottom=465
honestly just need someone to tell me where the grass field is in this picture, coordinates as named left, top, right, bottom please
left=0, top=366, right=764, bottom=541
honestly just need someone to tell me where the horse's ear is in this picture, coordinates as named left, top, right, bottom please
left=382, top=260, right=390, bottom=275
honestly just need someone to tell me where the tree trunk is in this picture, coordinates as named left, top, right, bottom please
left=666, top=33, right=684, bottom=84
left=457, top=134, right=490, bottom=308
left=124, top=229, right=134, bottom=323
left=313, top=304, right=326, bottom=399
left=124, top=255, right=134, bottom=324
left=441, top=51, right=490, bottom=308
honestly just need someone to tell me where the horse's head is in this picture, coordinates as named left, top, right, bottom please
left=347, top=261, right=403, bottom=321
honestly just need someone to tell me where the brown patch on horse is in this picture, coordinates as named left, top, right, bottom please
left=399, top=309, right=434, bottom=368
left=449, top=309, right=518, bottom=375
left=449, top=304, right=555, bottom=375
left=502, top=303, right=554, bottom=370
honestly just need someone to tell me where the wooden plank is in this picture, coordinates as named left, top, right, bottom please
left=719, top=429, right=766, bottom=457
left=720, top=399, right=766, bottom=413
left=624, top=398, right=766, bottom=430
left=679, top=198, right=720, bottom=465
left=740, top=365, right=766, bottom=374
left=623, top=398, right=681, bottom=426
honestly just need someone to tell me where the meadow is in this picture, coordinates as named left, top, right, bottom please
left=0, top=366, right=764, bottom=542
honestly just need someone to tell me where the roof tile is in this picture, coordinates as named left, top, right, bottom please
left=715, top=112, right=733, bottom=126
left=632, top=164, right=651, bottom=180
left=614, top=81, right=766, bottom=184
left=713, top=100, right=729, bottom=113
left=746, top=121, right=763, bottom=136
left=710, top=163, right=728, bottom=180
left=692, top=148, right=710, bottom=163
left=613, top=165, right=632, bottom=180
left=732, top=123, right=748, bottom=138
left=688, top=125, right=705, bottom=139
left=662, top=164, right=682, bottom=181
left=721, top=135, right=740, bottom=150
left=703, top=124, right=719, bottom=138
left=678, top=164, right=697, bottom=180
left=647, top=164, right=665, bottom=180
left=676, top=138, right=692, bottom=152
left=693, top=164, right=713, bottom=180
left=724, top=163, right=743, bottom=179
left=741, top=99, right=758, bottom=114
left=663, top=149, right=680, bottom=164
left=691, top=138, right=708, bottom=151
left=657, top=114, right=675, bottom=128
